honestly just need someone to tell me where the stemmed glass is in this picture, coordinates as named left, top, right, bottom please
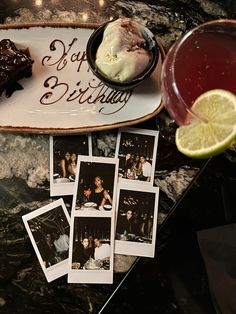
left=157, top=19, right=236, bottom=143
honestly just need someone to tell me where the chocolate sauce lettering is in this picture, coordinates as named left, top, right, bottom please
left=40, top=76, right=69, bottom=105
left=71, top=51, right=87, bottom=72
left=40, top=39, right=133, bottom=114
left=40, top=76, right=133, bottom=114
left=42, top=38, right=78, bottom=71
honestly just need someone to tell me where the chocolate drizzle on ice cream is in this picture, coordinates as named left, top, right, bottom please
left=95, top=18, right=152, bottom=82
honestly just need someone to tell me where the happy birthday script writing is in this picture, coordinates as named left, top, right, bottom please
left=40, top=38, right=133, bottom=114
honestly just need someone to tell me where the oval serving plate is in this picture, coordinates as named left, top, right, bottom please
left=0, top=23, right=164, bottom=134
left=84, top=202, right=97, bottom=208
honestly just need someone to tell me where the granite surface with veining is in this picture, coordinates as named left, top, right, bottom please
left=0, top=0, right=234, bottom=313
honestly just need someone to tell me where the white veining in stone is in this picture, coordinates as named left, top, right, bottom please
left=155, top=166, right=199, bottom=202
left=0, top=134, right=49, bottom=188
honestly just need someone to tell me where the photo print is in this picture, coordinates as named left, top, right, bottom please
left=50, top=134, right=90, bottom=196
left=68, top=216, right=114, bottom=284
left=72, top=156, right=119, bottom=213
left=68, top=156, right=118, bottom=283
left=22, top=198, right=70, bottom=282
left=115, top=183, right=159, bottom=257
left=91, top=129, right=118, bottom=158
left=115, top=127, right=159, bottom=185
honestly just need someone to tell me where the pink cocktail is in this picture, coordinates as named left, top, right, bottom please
left=161, top=19, right=236, bottom=126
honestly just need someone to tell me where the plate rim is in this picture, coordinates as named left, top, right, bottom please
left=0, top=22, right=165, bottom=134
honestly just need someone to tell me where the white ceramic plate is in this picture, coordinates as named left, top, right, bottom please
left=0, top=23, right=164, bottom=134
left=84, top=202, right=97, bottom=208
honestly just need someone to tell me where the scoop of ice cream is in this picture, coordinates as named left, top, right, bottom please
left=95, top=18, right=151, bottom=82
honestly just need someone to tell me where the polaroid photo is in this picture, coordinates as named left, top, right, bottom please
left=114, top=182, right=159, bottom=258
left=68, top=216, right=114, bottom=284
left=91, top=129, right=118, bottom=158
left=50, top=134, right=90, bottom=196
left=72, top=156, right=119, bottom=213
left=68, top=156, right=119, bottom=284
left=22, top=198, right=70, bottom=282
left=115, top=127, right=159, bottom=185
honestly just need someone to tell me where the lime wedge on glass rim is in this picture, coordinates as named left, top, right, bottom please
left=175, top=89, right=236, bottom=159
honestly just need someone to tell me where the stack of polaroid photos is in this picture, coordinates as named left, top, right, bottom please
left=22, top=127, right=160, bottom=284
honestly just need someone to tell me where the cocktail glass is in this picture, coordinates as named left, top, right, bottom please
left=158, top=19, right=236, bottom=142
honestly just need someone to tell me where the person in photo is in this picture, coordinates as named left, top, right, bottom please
left=139, top=155, right=152, bottom=182
left=58, top=151, right=71, bottom=178
left=53, top=230, right=69, bottom=260
left=72, top=237, right=95, bottom=269
left=116, top=209, right=134, bottom=235
left=92, top=176, right=112, bottom=209
left=82, top=185, right=94, bottom=203
left=38, top=233, right=57, bottom=268
left=94, top=237, right=110, bottom=261
left=131, top=155, right=142, bottom=176
left=92, top=131, right=117, bottom=157
left=68, top=152, right=77, bottom=176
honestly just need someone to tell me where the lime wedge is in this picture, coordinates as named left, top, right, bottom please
left=175, top=89, right=236, bottom=158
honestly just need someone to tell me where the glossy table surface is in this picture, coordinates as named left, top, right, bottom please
left=0, top=1, right=235, bottom=313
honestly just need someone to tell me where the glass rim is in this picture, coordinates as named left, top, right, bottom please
left=162, top=18, right=236, bottom=110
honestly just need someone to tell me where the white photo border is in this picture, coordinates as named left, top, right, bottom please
left=115, top=127, right=159, bottom=186
left=49, top=134, right=91, bottom=196
left=68, top=155, right=119, bottom=284
left=91, top=129, right=118, bottom=158
left=22, top=198, right=71, bottom=282
left=114, top=182, right=160, bottom=258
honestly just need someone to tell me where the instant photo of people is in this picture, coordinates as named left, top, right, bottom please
left=115, top=183, right=159, bottom=257
left=115, top=127, right=159, bottom=185
left=68, top=216, right=114, bottom=284
left=22, top=198, right=70, bottom=282
left=73, top=156, right=119, bottom=212
left=91, top=129, right=118, bottom=158
left=68, top=156, right=118, bottom=283
left=50, top=134, right=90, bottom=196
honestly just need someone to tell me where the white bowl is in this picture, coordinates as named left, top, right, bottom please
left=103, top=204, right=112, bottom=210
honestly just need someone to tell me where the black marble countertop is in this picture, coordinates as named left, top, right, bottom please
left=0, top=1, right=235, bottom=313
